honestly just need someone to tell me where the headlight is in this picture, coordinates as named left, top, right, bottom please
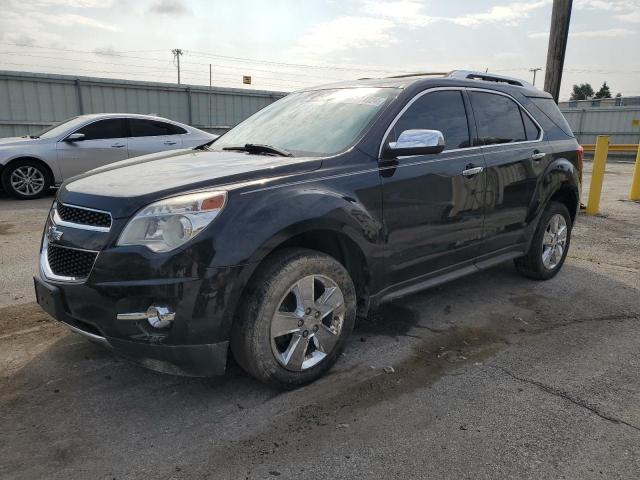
left=117, top=190, right=227, bottom=252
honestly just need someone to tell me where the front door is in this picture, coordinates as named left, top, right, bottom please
left=56, top=118, right=129, bottom=178
left=467, top=90, right=551, bottom=254
left=380, top=89, right=486, bottom=287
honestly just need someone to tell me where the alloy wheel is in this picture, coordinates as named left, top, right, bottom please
left=541, top=213, right=568, bottom=270
left=10, top=166, right=45, bottom=196
left=270, top=274, right=346, bottom=371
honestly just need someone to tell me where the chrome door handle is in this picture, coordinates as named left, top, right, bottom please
left=462, top=166, right=484, bottom=177
left=163, top=141, right=177, bottom=145
left=530, top=152, right=546, bottom=160
left=111, top=143, right=126, bottom=148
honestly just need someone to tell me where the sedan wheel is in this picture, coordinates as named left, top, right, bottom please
left=2, top=160, right=51, bottom=199
left=10, top=166, right=46, bottom=197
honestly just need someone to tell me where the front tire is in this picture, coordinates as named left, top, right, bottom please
left=231, top=248, right=356, bottom=389
left=1, top=159, right=51, bottom=199
left=515, top=201, right=572, bottom=280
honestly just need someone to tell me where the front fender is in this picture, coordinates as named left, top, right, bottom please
left=209, top=183, right=384, bottom=268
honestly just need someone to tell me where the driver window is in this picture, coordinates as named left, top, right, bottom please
left=391, top=90, right=470, bottom=150
left=76, top=119, right=127, bottom=141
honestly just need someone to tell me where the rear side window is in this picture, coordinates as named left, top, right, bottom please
left=470, top=92, right=526, bottom=145
left=76, top=119, right=127, bottom=140
left=522, top=111, right=540, bottom=141
left=529, top=97, right=574, bottom=137
left=392, top=90, right=470, bottom=150
left=129, top=119, right=187, bottom=137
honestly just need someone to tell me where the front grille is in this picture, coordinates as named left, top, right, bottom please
left=47, top=244, right=98, bottom=278
left=57, top=204, right=111, bottom=229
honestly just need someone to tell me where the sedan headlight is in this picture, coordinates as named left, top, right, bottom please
left=117, top=190, right=227, bottom=252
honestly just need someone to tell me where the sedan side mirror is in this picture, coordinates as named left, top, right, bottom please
left=65, top=133, right=85, bottom=143
left=383, top=129, right=445, bottom=158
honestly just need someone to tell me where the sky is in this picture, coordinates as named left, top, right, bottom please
left=0, top=0, right=638, bottom=99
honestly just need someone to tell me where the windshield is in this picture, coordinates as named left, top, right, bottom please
left=213, top=87, right=399, bottom=156
left=35, top=116, right=85, bottom=139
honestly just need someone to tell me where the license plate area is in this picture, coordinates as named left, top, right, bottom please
left=34, top=277, right=61, bottom=319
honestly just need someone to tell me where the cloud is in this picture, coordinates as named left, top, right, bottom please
left=575, top=0, right=640, bottom=11
left=291, top=16, right=396, bottom=57
left=529, top=28, right=637, bottom=38
left=616, top=10, right=640, bottom=22
left=449, top=0, right=552, bottom=26
left=148, top=0, right=191, bottom=15
left=32, top=0, right=114, bottom=6
left=362, top=1, right=434, bottom=27
left=32, top=12, right=120, bottom=31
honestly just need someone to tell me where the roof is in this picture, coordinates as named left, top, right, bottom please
left=300, top=70, right=548, bottom=97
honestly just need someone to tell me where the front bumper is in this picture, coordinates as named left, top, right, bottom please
left=34, top=262, right=248, bottom=376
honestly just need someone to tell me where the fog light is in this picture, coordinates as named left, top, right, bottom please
left=146, top=306, right=175, bottom=329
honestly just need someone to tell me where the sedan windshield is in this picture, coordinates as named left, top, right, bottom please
left=213, top=87, right=399, bottom=157
left=35, top=116, right=86, bottom=139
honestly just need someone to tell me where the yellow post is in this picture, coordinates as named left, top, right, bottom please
left=629, top=145, right=640, bottom=201
left=586, top=135, right=609, bottom=215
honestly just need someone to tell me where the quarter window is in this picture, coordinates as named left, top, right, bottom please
left=470, top=92, right=527, bottom=145
left=129, top=119, right=187, bottom=137
left=522, top=110, right=541, bottom=141
left=75, top=119, right=127, bottom=140
left=391, top=90, right=470, bottom=151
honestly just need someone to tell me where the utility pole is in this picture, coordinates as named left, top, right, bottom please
left=544, top=0, right=573, bottom=102
left=209, top=63, right=212, bottom=129
left=171, top=48, right=183, bottom=84
left=529, top=67, right=542, bottom=86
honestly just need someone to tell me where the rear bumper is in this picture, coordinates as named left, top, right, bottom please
left=33, top=263, right=249, bottom=376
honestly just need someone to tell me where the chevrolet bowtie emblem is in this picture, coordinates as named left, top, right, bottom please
left=47, top=225, right=63, bottom=243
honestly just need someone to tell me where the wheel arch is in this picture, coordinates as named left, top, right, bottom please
left=2, top=155, right=57, bottom=186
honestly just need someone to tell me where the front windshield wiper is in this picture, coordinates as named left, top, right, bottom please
left=223, top=143, right=293, bottom=157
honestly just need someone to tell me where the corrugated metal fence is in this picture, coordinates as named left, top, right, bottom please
left=559, top=106, right=640, bottom=146
left=0, top=70, right=286, bottom=138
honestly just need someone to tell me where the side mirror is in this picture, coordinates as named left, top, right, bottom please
left=65, top=133, right=85, bottom=143
left=383, top=129, right=445, bottom=158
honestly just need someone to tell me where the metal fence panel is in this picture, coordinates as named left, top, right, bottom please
left=0, top=70, right=286, bottom=138
left=560, top=107, right=640, bottom=146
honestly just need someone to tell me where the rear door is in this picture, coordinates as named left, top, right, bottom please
left=127, top=119, right=185, bottom=158
left=380, top=89, right=486, bottom=286
left=56, top=118, right=129, bottom=178
left=468, top=90, right=550, bottom=255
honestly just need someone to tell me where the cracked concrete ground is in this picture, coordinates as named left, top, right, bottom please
left=0, top=160, right=639, bottom=479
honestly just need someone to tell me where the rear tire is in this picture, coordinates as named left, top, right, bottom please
left=231, top=248, right=356, bottom=389
left=515, top=201, right=572, bottom=280
left=1, top=159, right=51, bottom=199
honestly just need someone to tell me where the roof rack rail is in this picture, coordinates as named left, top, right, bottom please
left=447, top=70, right=532, bottom=87
left=386, top=72, right=448, bottom=79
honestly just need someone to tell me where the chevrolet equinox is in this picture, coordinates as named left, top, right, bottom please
left=34, top=71, right=582, bottom=388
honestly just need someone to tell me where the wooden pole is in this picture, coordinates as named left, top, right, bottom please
left=543, top=0, right=573, bottom=102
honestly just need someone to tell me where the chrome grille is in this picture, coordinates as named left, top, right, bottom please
left=57, top=204, right=112, bottom=229
left=46, top=244, right=98, bottom=279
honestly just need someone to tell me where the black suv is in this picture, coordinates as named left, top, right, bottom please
left=34, top=71, right=582, bottom=388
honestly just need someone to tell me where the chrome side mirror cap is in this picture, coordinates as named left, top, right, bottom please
left=65, top=133, right=85, bottom=142
left=384, top=129, right=445, bottom=158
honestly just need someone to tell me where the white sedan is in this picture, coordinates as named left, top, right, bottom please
left=0, top=114, right=217, bottom=199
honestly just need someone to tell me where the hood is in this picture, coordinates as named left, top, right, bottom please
left=60, top=148, right=322, bottom=218
left=0, top=136, right=50, bottom=146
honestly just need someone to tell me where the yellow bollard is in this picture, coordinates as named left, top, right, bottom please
left=586, top=135, right=609, bottom=215
left=630, top=145, right=640, bottom=201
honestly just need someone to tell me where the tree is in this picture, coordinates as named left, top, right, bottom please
left=570, top=83, right=594, bottom=100
left=615, top=92, right=622, bottom=98
left=594, top=82, right=612, bottom=99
